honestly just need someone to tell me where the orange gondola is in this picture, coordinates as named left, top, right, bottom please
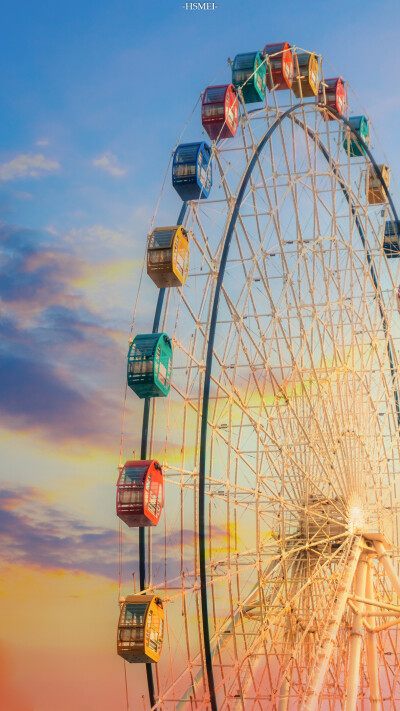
left=263, top=42, right=293, bottom=91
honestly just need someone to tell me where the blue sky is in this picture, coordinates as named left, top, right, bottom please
left=0, top=2, right=399, bottom=709
left=1, top=0, right=399, bottom=234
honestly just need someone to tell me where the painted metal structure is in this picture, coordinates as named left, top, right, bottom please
left=136, top=201, right=187, bottom=708
left=292, top=51, right=319, bottom=97
left=201, top=84, right=239, bottom=141
left=384, top=220, right=400, bottom=257
left=172, top=142, right=212, bottom=200
left=263, top=42, right=293, bottom=91
left=367, top=163, right=390, bottom=204
left=120, top=46, right=400, bottom=711
left=147, top=225, right=189, bottom=288
left=342, top=115, right=370, bottom=157
left=318, top=76, right=346, bottom=118
left=117, top=595, right=164, bottom=663
left=127, top=332, right=172, bottom=399
left=116, top=459, right=163, bottom=527
left=232, top=51, right=267, bottom=103
left=196, top=103, right=400, bottom=711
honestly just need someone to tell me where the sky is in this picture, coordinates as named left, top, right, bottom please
left=0, top=1, right=400, bottom=710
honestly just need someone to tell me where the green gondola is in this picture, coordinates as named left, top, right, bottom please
left=342, top=115, right=370, bottom=157
left=232, top=51, right=266, bottom=104
left=127, top=333, right=173, bottom=399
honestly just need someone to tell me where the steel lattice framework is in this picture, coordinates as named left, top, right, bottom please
left=121, top=51, right=400, bottom=711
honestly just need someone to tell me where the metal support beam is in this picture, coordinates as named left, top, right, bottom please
left=277, top=615, right=294, bottom=711
left=345, top=554, right=368, bottom=711
left=278, top=674, right=291, bottom=711
left=177, top=560, right=282, bottom=710
left=300, top=537, right=362, bottom=711
left=348, top=594, right=400, bottom=614
left=365, top=561, right=380, bottom=711
left=374, top=541, right=400, bottom=596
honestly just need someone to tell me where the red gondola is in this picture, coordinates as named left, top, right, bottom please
left=318, top=77, right=346, bottom=119
left=201, top=84, right=239, bottom=141
left=263, top=42, right=293, bottom=91
left=116, top=460, right=163, bottom=527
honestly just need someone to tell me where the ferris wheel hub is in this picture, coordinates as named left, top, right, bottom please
left=362, top=532, right=393, bottom=550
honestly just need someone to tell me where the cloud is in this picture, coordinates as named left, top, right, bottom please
left=66, top=223, right=129, bottom=253
left=0, top=486, right=124, bottom=579
left=92, top=152, right=126, bottom=177
left=0, top=154, right=60, bottom=181
left=0, top=223, right=125, bottom=445
left=0, top=224, right=81, bottom=307
left=35, top=138, right=50, bottom=146
left=0, top=349, right=109, bottom=441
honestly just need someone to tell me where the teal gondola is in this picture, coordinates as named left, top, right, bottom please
left=342, top=115, right=370, bottom=157
left=232, top=51, right=266, bottom=104
left=127, top=333, right=173, bottom=398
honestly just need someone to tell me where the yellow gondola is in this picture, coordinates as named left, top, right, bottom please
left=117, top=594, right=164, bottom=663
left=292, top=52, right=319, bottom=98
left=147, top=226, right=189, bottom=288
left=367, top=164, right=390, bottom=204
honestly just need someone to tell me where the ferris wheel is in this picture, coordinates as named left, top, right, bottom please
left=117, top=44, right=400, bottom=711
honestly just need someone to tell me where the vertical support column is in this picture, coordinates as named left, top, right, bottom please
left=301, top=537, right=362, bottom=711
left=345, top=554, right=368, bottom=711
left=365, top=561, right=380, bottom=711
left=278, top=615, right=294, bottom=711
left=374, top=541, right=400, bottom=595
left=278, top=674, right=291, bottom=711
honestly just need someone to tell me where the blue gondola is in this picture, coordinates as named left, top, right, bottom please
left=232, top=51, right=266, bottom=104
left=383, top=220, right=400, bottom=258
left=342, top=115, right=370, bottom=157
left=127, top=333, right=173, bottom=399
left=172, top=142, right=212, bottom=200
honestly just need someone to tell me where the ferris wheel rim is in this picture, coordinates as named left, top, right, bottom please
left=135, top=97, right=400, bottom=711
left=138, top=200, right=188, bottom=710
left=196, top=102, right=400, bottom=711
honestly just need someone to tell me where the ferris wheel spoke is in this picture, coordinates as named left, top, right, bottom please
left=173, top=338, right=346, bottom=506
left=212, top=268, right=350, bottom=500
left=215, top=557, right=301, bottom=708
left=164, top=559, right=285, bottom=710
left=212, top=539, right=354, bottom=708
left=299, top=536, right=363, bottom=711
left=231, top=156, right=360, bottom=484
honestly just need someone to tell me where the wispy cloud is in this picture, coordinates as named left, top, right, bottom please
left=0, top=486, right=124, bottom=578
left=0, top=347, right=111, bottom=442
left=0, top=223, right=125, bottom=446
left=0, top=153, right=60, bottom=181
left=92, top=152, right=126, bottom=177
left=35, top=138, right=50, bottom=146
left=66, top=223, right=128, bottom=250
